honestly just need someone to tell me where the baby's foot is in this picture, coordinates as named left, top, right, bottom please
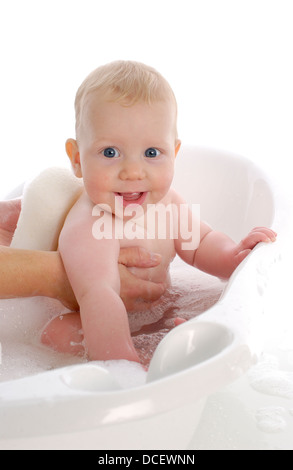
left=174, top=317, right=187, bottom=326
left=41, top=312, right=85, bottom=355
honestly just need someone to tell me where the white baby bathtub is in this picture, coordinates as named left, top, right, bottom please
left=0, top=145, right=281, bottom=450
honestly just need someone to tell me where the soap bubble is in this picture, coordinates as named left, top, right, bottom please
left=255, top=407, right=287, bottom=433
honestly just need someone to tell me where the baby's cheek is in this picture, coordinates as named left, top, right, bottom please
left=157, top=168, right=173, bottom=189
left=86, top=177, right=108, bottom=200
left=162, top=178, right=173, bottom=195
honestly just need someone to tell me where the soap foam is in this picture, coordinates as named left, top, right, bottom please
left=248, top=354, right=293, bottom=399
left=255, top=407, right=287, bottom=433
left=94, top=359, right=147, bottom=389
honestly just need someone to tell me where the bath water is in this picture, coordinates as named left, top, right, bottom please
left=0, top=256, right=224, bottom=386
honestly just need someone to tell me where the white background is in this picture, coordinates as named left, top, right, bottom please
left=0, top=0, right=292, bottom=199
left=0, top=0, right=293, bottom=449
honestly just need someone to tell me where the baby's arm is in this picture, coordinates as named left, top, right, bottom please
left=59, top=194, right=139, bottom=362
left=192, top=226, right=276, bottom=279
left=173, top=190, right=276, bottom=279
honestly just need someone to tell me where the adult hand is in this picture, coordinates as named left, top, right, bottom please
left=118, top=247, right=165, bottom=311
left=60, top=246, right=165, bottom=311
left=0, top=199, right=21, bottom=246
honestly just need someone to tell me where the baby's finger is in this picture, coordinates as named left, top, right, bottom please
left=250, top=227, right=277, bottom=240
left=174, top=317, right=187, bottom=326
left=240, top=230, right=274, bottom=250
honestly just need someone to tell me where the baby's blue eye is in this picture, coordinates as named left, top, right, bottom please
left=145, top=148, right=161, bottom=158
left=103, top=147, right=119, bottom=158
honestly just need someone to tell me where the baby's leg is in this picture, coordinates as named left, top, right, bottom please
left=41, top=313, right=85, bottom=355
left=41, top=313, right=187, bottom=359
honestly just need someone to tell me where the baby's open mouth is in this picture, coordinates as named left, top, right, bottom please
left=118, top=192, right=143, bottom=201
left=115, top=192, right=147, bottom=206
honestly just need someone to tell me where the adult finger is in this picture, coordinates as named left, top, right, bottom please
left=118, top=246, right=161, bottom=268
left=119, top=264, right=165, bottom=310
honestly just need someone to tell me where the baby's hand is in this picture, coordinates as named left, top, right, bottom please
left=193, top=226, right=277, bottom=279
left=233, top=226, right=277, bottom=266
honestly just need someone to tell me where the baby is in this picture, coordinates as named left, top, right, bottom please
left=42, top=61, right=276, bottom=363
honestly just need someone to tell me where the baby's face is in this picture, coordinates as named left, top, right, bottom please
left=74, top=93, right=180, bottom=215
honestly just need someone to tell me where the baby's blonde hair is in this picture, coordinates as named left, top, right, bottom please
left=74, top=60, right=177, bottom=138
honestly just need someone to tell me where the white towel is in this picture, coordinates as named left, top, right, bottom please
left=11, top=167, right=83, bottom=251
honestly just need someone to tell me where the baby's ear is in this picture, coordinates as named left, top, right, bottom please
left=65, top=139, right=82, bottom=177
left=175, top=140, right=181, bottom=157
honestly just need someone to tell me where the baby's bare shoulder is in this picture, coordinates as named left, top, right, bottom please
left=168, top=187, right=186, bottom=205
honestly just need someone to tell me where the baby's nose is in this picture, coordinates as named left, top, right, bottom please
left=119, top=162, right=146, bottom=180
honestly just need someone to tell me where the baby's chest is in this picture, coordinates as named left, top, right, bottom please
left=95, top=207, right=177, bottom=283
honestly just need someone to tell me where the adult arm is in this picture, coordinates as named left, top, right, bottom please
left=0, top=246, right=75, bottom=306
left=0, top=198, right=22, bottom=246
left=0, top=199, right=164, bottom=309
